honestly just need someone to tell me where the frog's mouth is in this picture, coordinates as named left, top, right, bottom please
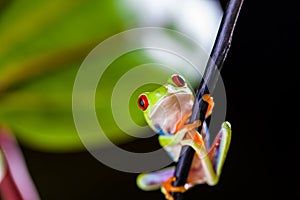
left=149, top=92, right=194, bottom=134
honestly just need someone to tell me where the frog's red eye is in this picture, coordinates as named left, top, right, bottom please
left=138, top=94, right=149, bottom=111
left=172, top=74, right=186, bottom=87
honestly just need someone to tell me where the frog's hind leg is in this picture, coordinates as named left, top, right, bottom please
left=136, top=166, right=175, bottom=191
left=180, top=121, right=231, bottom=186
left=209, top=121, right=232, bottom=178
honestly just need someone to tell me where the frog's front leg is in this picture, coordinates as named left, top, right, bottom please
left=158, top=119, right=201, bottom=147
left=161, top=94, right=214, bottom=153
left=180, top=121, right=232, bottom=186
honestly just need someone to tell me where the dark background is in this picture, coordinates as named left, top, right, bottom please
left=19, top=1, right=299, bottom=199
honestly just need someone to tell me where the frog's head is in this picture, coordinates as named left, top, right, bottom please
left=137, top=74, right=194, bottom=135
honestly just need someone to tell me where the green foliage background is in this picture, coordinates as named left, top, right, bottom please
left=0, top=0, right=146, bottom=152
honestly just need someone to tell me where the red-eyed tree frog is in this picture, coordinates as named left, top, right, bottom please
left=136, top=74, right=231, bottom=200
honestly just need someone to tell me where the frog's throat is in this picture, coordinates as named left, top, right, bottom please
left=149, top=92, right=193, bottom=119
left=149, top=96, right=167, bottom=119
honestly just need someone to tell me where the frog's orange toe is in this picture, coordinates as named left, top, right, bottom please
left=162, top=176, right=187, bottom=200
left=202, top=94, right=214, bottom=118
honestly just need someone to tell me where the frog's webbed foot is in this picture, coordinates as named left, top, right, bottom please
left=176, top=111, right=201, bottom=132
left=202, top=94, right=214, bottom=118
left=161, top=176, right=190, bottom=200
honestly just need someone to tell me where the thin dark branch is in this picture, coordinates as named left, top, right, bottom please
left=171, top=0, right=244, bottom=199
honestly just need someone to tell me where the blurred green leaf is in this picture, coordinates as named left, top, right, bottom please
left=0, top=0, right=143, bottom=152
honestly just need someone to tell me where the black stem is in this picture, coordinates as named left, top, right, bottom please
left=171, top=0, right=244, bottom=199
